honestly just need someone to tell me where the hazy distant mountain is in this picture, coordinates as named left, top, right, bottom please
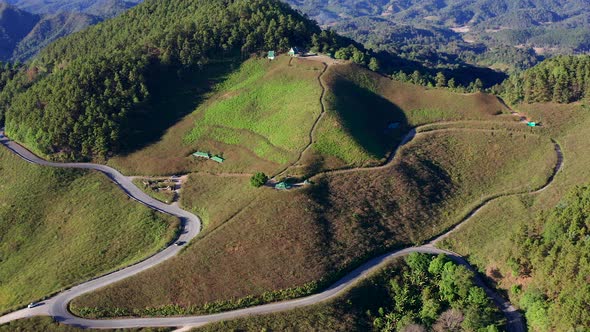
left=285, top=0, right=590, bottom=71
left=0, top=2, right=38, bottom=59
left=4, top=0, right=142, bottom=17
left=0, top=0, right=142, bottom=62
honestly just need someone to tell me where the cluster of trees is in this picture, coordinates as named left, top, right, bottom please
left=391, top=70, right=485, bottom=93
left=250, top=172, right=268, bottom=188
left=508, top=185, right=590, bottom=331
left=371, top=253, right=502, bottom=332
left=6, top=55, right=149, bottom=159
left=0, top=63, right=19, bottom=123
left=1, top=0, right=361, bottom=159
left=501, top=55, right=590, bottom=104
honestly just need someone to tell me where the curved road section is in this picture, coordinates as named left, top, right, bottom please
left=0, top=127, right=563, bottom=331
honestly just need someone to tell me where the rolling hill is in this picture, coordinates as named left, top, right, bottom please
left=0, top=141, right=177, bottom=314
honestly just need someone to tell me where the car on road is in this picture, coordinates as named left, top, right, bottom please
left=27, top=302, right=40, bottom=309
left=175, top=241, right=185, bottom=246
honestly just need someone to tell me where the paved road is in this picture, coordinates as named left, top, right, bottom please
left=0, top=125, right=563, bottom=331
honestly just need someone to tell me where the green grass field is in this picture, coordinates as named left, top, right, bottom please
left=71, top=123, right=556, bottom=318
left=309, top=64, right=512, bottom=170
left=0, top=148, right=178, bottom=313
left=109, top=56, right=324, bottom=176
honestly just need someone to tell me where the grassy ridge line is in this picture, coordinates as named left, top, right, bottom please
left=307, top=124, right=545, bottom=178
left=272, top=59, right=329, bottom=179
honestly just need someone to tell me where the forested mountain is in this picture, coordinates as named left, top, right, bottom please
left=509, top=185, right=590, bottom=330
left=284, top=0, right=590, bottom=71
left=0, top=0, right=358, bottom=160
left=501, top=55, right=590, bottom=104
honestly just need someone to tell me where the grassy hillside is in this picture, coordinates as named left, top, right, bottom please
left=71, top=116, right=556, bottom=318
left=109, top=56, right=324, bottom=176
left=440, top=103, right=590, bottom=331
left=0, top=147, right=177, bottom=313
left=110, top=61, right=511, bottom=177
left=307, top=63, right=509, bottom=170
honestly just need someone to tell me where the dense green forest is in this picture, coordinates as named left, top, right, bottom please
left=372, top=253, right=502, bottom=331
left=508, top=185, right=590, bottom=331
left=0, top=0, right=359, bottom=160
left=501, top=55, right=590, bottom=104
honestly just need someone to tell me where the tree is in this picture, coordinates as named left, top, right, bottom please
left=369, top=57, right=380, bottom=71
left=432, top=309, right=464, bottom=332
left=435, top=72, right=446, bottom=88
left=250, top=172, right=269, bottom=188
left=473, top=78, right=483, bottom=92
left=447, top=77, right=456, bottom=89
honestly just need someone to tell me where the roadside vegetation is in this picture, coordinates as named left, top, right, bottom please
left=0, top=148, right=178, bottom=313
left=194, top=254, right=503, bottom=332
left=70, top=122, right=556, bottom=318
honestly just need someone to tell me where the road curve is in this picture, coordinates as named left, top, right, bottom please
left=0, top=128, right=563, bottom=331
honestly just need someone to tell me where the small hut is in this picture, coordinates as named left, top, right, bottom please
left=211, top=156, right=225, bottom=163
left=193, top=151, right=210, bottom=159
left=267, top=50, right=276, bottom=60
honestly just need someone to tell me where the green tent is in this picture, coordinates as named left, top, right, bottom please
left=268, top=50, right=276, bottom=60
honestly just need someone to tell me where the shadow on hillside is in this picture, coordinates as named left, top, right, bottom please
left=328, top=77, right=408, bottom=158
left=119, top=59, right=241, bottom=155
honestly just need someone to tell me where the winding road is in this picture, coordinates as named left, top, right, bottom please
left=0, top=95, right=564, bottom=332
left=0, top=123, right=563, bottom=331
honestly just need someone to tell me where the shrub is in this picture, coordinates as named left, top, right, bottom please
left=250, top=172, right=269, bottom=188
